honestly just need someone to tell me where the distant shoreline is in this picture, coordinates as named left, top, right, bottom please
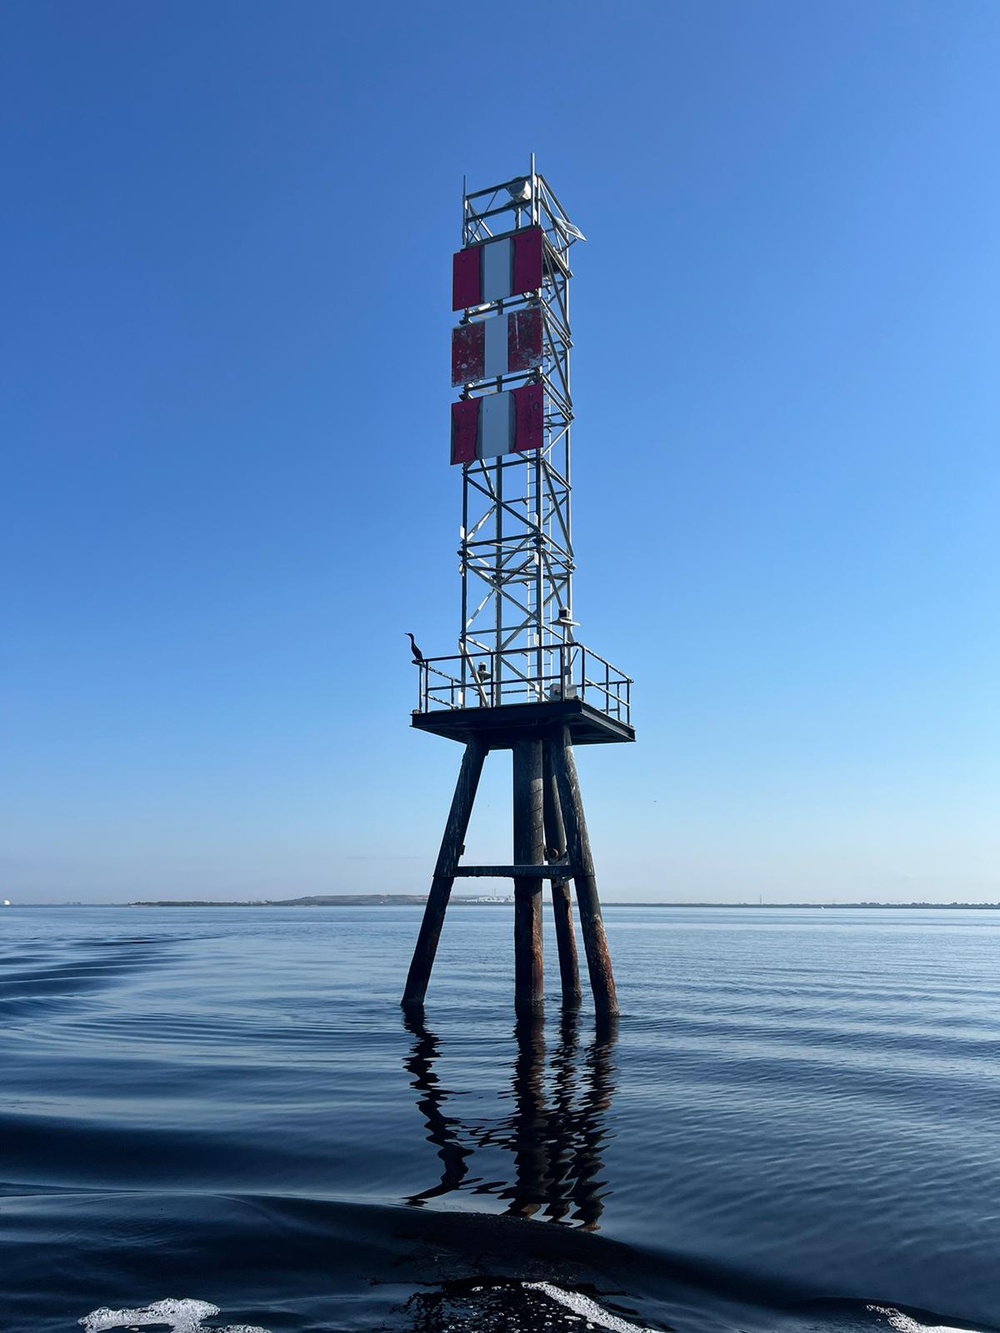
left=21, top=901, right=997, bottom=911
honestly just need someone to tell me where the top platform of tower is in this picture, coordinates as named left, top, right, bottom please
left=412, top=695, right=633, bottom=749
left=411, top=641, right=634, bottom=747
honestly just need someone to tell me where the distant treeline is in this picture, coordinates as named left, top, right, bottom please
left=124, top=894, right=511, bottom=907
left=123, top=896, right=1000, bottom=909
left=628, top=902, right=1000, bottom=910
left=128, top=894, right=429, bottom=907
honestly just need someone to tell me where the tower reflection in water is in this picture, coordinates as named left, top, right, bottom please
left=403, top=1011, right=618, bottom=1229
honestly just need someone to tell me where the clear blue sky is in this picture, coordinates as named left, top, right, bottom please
left=2, top=1, right=997, bottom=903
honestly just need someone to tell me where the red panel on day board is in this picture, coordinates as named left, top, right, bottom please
left=452, top=323, right=485, bottom=386
left=511, top=228, right=543, bottom=296
left=508, top=307, right=543, bottom=373
left=452, top=247, right=481, bottom=310
left=512, top=383, right=543, bottom=453
left=451, top=398, right=480, bottom=465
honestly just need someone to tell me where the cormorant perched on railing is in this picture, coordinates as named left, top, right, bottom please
left=406, top=633, right=424, bottom=665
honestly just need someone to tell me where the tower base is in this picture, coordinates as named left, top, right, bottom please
left=401, top=721, right=619, bottom=1017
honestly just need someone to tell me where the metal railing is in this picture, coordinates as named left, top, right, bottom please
left=416, top=643, right=631, bottom=728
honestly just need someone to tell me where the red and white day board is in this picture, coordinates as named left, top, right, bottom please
left=451, top=308, right=544, bottom=386
left=452, top=228, right=544, bottom=310
left=450, top=384, right=544, bottom=465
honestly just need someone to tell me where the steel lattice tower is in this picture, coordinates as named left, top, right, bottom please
left=403, top=160, right=634, bottom=1017
left=456, top=165, right=576, bottom=700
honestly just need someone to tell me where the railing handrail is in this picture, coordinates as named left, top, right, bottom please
left=415, top=642, right=631, bottom=727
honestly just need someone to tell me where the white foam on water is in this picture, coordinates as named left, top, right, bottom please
left=869, top=1307, right=983, bottom=1333
left=79, top=1297, right=269, bottom=1333
left=525, top=1281, right=653, bottom=1333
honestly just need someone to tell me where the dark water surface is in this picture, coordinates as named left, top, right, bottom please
left=2, top=905, right=998, bottom=1333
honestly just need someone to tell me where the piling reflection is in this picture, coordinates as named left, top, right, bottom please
left=403, top=1010, right=618, bottom=1229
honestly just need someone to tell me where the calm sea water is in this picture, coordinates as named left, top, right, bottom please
left=2, top=905, right=999, bottom=1333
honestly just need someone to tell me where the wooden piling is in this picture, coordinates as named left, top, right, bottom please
left=402, top=736, right=487, bottom=1009
left=543, top=742, right=581, bottom=1009
left=550, top=727, right=619, bottom=1017
left=512, top=739, right=545, bottom=1014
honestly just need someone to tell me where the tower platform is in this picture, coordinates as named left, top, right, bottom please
left=412, top=696, right=634, bottom=747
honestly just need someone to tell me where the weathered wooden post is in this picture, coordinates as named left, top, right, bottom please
left=402, top=160, right=635, bottom=1016
left=549, top=729, right=618, bottom=1017
left=512, top=739, right=545, bottom=1013
left=543, top=743, right=581, bottom=1009
left=402, top=737, right=486, bottom=1009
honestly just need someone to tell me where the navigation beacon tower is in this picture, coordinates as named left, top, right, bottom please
left=403, top=160, right=634, bottom=1017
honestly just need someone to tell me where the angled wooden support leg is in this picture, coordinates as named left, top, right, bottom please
left=402, top=737, right=487, bottom=1009
left=543, top=739, right=581, bottom=1010
left=512, top=738, right=545, bottom=1015
left=550, top=726, right=619, bottom=1017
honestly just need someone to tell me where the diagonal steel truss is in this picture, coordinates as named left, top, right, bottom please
left=455, top=158, right=583, bottom=703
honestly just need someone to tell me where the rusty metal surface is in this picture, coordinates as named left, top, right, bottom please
left=511, top=225, right=544, bottom=294
left=513, top=739, right=545, bottom=1014
left=550, top=728, right=619, bottom=1017
left=451, top=245, right=480, bottom=310
left=401, top=738, right=487, bottom=1009
left=508, top=306, right=543, bottom=373
left=544, top=749, right=582, bottom=1008
left=512, top=381, right=543, bottom=453
left=451, top=321, right=484, bottom=386
left=450, top=398, right=479, bottom=465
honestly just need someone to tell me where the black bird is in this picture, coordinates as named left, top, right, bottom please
left=406, top=632, right=424, bottom=664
